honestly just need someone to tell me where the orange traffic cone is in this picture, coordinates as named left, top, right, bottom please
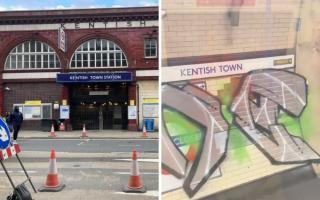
left=123, top=149, right=146, bottom=193
left=59, top=122, right=65, bottom=131
left=38, top=149, right=65, bottom=192
left=80, top=124, right=88, bottom=138
left=49, top=124, right=57, bottom=137
left=141, top=124, right=148, bottom=138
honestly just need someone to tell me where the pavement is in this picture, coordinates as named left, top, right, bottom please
left=17, top=130, right=159, bottom=139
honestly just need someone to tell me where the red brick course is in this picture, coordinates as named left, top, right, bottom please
left=0, top=27, right=158, bottom=72
left=4, top=82, right=61, bottom=129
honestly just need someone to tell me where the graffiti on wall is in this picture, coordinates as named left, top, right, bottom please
left=162, top=69, right=320, bottom=198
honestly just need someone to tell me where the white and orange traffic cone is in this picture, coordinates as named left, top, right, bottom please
left=141, top=124, right=148, bottom=138
left=59, top=122, right=65, bottom=132
left=80, top=124, right=88, bottom=138
left=123, top=149, right=146, bottom=193
left=38, top=149, right=65, bottom=192
left=49, top=124, right=57, bottom=137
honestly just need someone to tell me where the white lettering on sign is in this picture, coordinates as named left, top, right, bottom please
left=69, top=75, right=88, bottom=81
left=90, top=75, right=104, bottom=80
left=0, top=20, right=158, bottom=31
left=89, top=75, right=122, bottom=80
left=58, top=27, right=66, bottom=52
left=162, top=55, right=295, bottom=82
left=104, top=75, right=122, bottom=80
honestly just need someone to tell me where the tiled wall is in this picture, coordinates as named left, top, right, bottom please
left=162, top=0, right=300, bottom=60
left=137, top=80, right=159, bottom=130
left=163, top=144, right=301, bottom=199
left=162, top=1, right=306, bottom=196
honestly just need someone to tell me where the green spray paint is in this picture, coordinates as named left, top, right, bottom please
left=218, top=84, right=250, bottom=164
left=228, top=126, right=251, bottom=163
left=221, top=105, right=250, bottom=163
left=221, top=105, right=233, bottom=124
left=277, top=87, right=317, bottom=141
left=163, top=107, right=203, bottom=155
left=278, top=113, right=302, bottom=137
left=300, top=91, right=317, bottom=140
left=163, top=104, right=250, bottom=163
left=221, top=84, right=232, bottom=106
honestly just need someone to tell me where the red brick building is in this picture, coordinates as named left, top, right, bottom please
left=0, top=7, right=159, bottom=131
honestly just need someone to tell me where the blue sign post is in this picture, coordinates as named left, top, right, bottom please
left=56, top=72, right=133, bottom=83
left=0, top=118, right=11, bottom=150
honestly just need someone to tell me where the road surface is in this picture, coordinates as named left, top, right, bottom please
left=0, top=138, right=159, bottom=200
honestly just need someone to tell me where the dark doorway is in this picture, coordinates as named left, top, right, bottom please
left=70, top=83, right=128, bottom=130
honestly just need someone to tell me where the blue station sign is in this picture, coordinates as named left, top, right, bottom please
left=0, top=118, right=11, bottom=150
left=56, top=72, right=133, bottom=83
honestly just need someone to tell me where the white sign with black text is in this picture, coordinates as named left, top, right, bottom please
left=162, top=55, right=295, bottom=82
left=128, top=106, right=137, bottom=120
left=60, top=105, right=70, bottom=119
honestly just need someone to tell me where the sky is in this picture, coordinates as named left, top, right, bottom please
left=0, top=0, right=158, bottom=11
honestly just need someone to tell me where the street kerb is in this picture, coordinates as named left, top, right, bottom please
left=38, top=149, right=65, bottom=192
left=123, top=149, right=146, bottom=193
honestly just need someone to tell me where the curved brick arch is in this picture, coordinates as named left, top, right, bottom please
left=0, top=33, right=66, bottom=71
left=66, top=32, right=132, bottom=69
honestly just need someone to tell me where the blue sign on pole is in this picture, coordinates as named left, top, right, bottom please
left=0, top=118, right=11, bottom=150
left=56, top=72, right=133, bottom=83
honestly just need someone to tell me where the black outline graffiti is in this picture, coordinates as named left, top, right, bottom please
left=162, top=69, right=320, bottom=198
left=230, top=69, right=320, bottom=164
left=162, top=84, right=229, bottom=198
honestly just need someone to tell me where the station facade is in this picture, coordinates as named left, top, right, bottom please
left=0, top=7, right=159, bottom=131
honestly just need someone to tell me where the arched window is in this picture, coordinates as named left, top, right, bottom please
left=5, top=41, right=61, bottom=70
left=70, top=39, right=128, bottom=68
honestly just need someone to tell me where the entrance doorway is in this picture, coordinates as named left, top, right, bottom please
left=70, top=83, right=128, bottom=130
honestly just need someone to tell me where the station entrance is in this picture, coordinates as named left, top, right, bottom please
left=69, top=83, right=128, bottom=130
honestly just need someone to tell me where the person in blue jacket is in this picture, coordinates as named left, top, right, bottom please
left=8, top=106, right=23, bottom=144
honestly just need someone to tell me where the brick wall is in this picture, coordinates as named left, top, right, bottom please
left=0, top=27, right=158, bottom=71
left=3, top=82, right=61, bottom=130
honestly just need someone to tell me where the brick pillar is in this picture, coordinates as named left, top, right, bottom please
left=61, top=85, right=71, bottom=130
left=128, top=83, right=138, bottom=131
